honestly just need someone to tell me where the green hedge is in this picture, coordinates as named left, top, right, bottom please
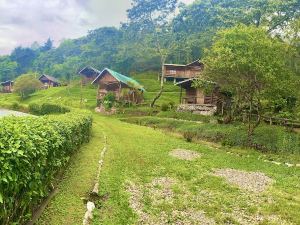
left=157, top=111, right=214, bottom=123
left=29, top=103, right=70, bottom=115
left=123, top=117, right=300, bottom=154
left=0, top=110, right=92, bottom=224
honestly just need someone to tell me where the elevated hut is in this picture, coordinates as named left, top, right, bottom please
left=92, top=68, right=145, bottom=103
left=175, top=78, right=230, bottom=115
left=0, top=80, right=14, bottom=93
left=39, top=75, right=60, bottom=88
left=78, top=66, right=100, bottom=85
left=163, top=60, right=204, bottom=82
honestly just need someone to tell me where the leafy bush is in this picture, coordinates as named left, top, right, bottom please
left=29, top=103, right=70, bottom=115
left=13, top=73, right=42, bottom=99
left=0, top=110, right=92, bottom=224
left=161, top=102, right=176, bottom=112
left=103, top=92, right=116, bottom=110
left=161, top=103, right=169, bottom=111
left=157, top=111, right=213, bottom=123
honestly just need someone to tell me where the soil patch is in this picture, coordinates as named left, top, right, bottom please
left=126, top=177, right=215, bottom=225
left=169, top=149, right=201, bottom=161
left=213, top=168, right=273, bottom=193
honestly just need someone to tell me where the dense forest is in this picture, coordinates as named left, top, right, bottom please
left=0, top=0, right=299, bottom=82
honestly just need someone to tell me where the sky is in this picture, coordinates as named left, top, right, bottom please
left=0, top=0, right=194, bottom=55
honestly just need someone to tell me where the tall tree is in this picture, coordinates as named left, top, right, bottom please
left=127, top=0, right=179, bottom=107
left=40, top=38, right=53, bottom=52
left=10, top=47, right=36, bottom=75
left=197, top=25, right=297, bottom=141
left=0, top=57, right=17, bottom=81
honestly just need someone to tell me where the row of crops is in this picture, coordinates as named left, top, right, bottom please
left=0, top=105, right=93, bottom=224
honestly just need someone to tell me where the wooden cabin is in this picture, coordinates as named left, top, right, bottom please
left=92, top=68, right=145, bottom=103
left=176, top=78, right=231, bottom=115
left=0, top=80, right=14, bottom=93
left=78, top=66, right=99, bottom=85
left=163, top=60, right=204, bottom=82
left=176, top=78, right=218, bottom=105
left=39, top=75, right=60, bottom=88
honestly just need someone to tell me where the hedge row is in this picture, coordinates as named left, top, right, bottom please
left=123, top=117, right=300, bottom=154
left=0, top=110, right=92, bottom=224
left=29, top=103, right=70, bottom=115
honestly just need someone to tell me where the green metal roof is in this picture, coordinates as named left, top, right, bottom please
left=92, top=68, right=145, bottom=92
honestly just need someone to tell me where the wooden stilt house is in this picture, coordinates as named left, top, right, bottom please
left=176, top=78, right=218, bottom=105
left=39, top=75, right=60, bottom=88
left=91, top=68, right=145, bottom=103
left=163, top=60, right=204, bottom=82
left=0, top=80, right=14, bottom=93
left=78, top=66, right=99, bottom=85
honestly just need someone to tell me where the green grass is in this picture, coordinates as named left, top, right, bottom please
left=90, top=116, right=300, bottom=224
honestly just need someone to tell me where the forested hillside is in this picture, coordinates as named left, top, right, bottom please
left=0, top=0, right=299, bottom=83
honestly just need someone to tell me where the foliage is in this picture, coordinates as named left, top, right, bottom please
left=160, top=101, right=175, bottom=111
left=103, top=92, right=116, bottom=110
left=0, top=110, right=92, bottom=224
left=157, top=111, right=213, bottom=123
left=13, top=73, right=42, bottom=99
left=0, top=56, right=17, bottom=81
left=10, top=46, right=36, bottom=75
left=127, top=0, right=179, bottom=107
left=198, top=25, right=298, bottom=138
left=123, top=116, right=300, bottom=154
left=29, top=103, right=70, bottom=115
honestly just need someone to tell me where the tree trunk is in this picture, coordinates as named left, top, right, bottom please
left=150, top=59, right=165, bottom=107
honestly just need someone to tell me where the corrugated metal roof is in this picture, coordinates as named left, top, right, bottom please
left=92, top=68, right=145, bottom=92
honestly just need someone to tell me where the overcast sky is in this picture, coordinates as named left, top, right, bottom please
left=0, top=0, right=194, bottom=55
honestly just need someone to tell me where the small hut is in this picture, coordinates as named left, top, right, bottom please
left=78, top=66, right=100, bottom=85
left=175, top=78, right=230, bottom=115
left=176, top=78, right=219, bottom=105
left=0, top=80, right=14, bottom=93
left=163, top=60, right=204, bottom=82
left=39, top=75, right=60, bottom=88
left=91, top=68, right=145, bottom=103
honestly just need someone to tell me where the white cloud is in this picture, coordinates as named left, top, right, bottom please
left=0, top=0, right=195, bottom=55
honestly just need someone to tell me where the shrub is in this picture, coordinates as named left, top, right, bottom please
left=103, top=92, right=116, bottom=110
left=157, top=111, right=212, bottom=123
left=13, top=73, right=42, bottom=99
left=161, top=103, right=169, bottom=111
left=0, top=110, right=92, bottom=224
left=29, top=103, right=70, bottom=115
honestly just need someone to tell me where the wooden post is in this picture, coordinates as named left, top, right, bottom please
left=118, top=82, right=122, bottom=101
left=179, top=86, right=183, bottom=104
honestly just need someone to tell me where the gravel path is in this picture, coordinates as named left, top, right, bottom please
left=0, top=109, right=30, bottom=117
left=213, top=168, right=273, bottom=193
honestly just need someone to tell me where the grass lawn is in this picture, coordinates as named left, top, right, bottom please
left=75, top=115, right=298, bottom=224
